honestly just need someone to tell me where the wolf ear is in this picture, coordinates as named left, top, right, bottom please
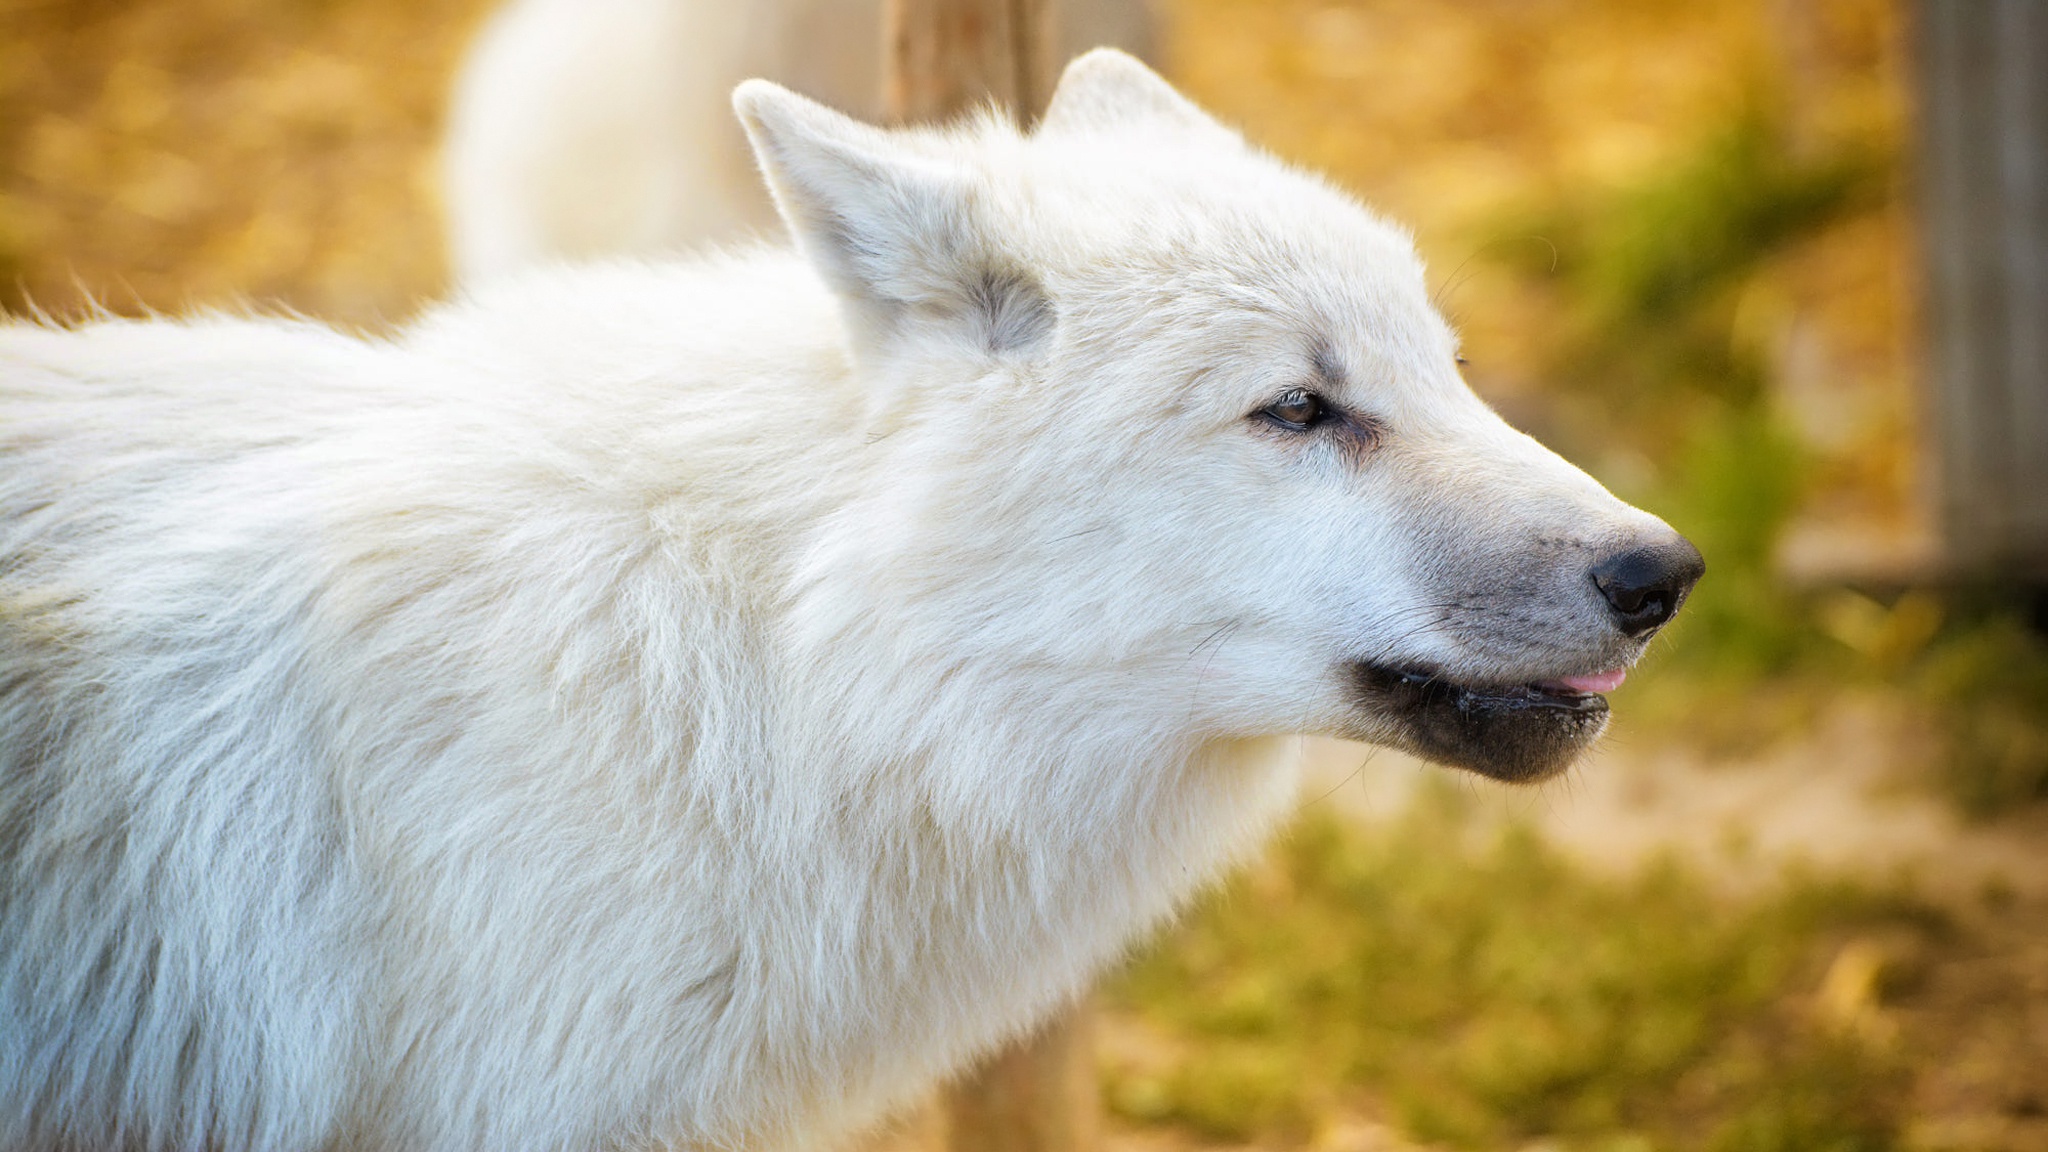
left=1038, top=49, right=1238, bottom=145
left=733, top=80, right=1053, bottom=358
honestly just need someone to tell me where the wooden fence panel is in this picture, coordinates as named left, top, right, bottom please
left=1917, top=0, right=2048, bottom=578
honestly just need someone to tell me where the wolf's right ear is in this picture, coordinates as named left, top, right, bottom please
left=734, top=80, right=1051, bottom=358
left=1038, top=49, right=1239, bottom=146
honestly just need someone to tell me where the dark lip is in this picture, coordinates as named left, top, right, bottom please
left=1350, top=661, right=1611, bottom=783
left=1358, top=664, right=1614, bottom=710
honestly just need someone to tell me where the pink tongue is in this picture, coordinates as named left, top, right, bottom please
left=1548, top=668, right=1627, bottom=694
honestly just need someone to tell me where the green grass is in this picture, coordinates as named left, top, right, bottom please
left=1105, top=790, right=1930, bottom=1150
left=1911, top=606, right=2048, bottom=816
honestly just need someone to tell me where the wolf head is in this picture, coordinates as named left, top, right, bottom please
left=736, top=51, right=1701, bottom=784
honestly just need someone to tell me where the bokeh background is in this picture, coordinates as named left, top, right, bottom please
left=4, top=1, right=2046, bottom=1149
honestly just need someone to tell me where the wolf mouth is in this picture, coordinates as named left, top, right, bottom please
left=1350, top=662, right=1612, bottom=783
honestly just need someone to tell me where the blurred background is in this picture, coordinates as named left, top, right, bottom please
left=3, top=0, right=2045, bottom=1148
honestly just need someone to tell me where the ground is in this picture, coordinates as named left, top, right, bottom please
left=3, top=0, right=2043, bottom=1149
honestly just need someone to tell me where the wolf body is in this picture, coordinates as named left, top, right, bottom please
left=0, top=54, right=1695, bottom=1152
left=441, top=0, right=1157, bottom=281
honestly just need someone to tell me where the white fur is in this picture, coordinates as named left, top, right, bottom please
left=1, top=54, right=1672, bottom=1152
left=441, top=0, right=1158, bottom=282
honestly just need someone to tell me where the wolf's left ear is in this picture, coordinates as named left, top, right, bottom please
left=1038, top=49, right=1239, bottom=147
left=734, top=80, right=1053, bottom=358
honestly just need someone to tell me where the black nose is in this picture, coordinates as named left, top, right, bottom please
left=1590, top=537, right=1705, bottom=637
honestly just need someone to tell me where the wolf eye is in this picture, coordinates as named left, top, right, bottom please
left=1259, top=391, right=1326, bottom=430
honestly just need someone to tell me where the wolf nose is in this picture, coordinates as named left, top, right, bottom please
left=1590, top=537, right=1705, bottom=637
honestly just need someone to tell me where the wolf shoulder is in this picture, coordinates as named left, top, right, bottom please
left=0, top=252, right=840, bottom=1149
left=0, top=257, right=857, bottom=773
left=0, top=250, right=856, bottom=808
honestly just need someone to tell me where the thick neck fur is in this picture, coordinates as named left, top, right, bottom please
left=366, top=252, right=1305, bottom=1146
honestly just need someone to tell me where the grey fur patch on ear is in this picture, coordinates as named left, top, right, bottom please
left=967, top=266, right=1054, bottom=353
left=1038, top=49, right=1239, bottom=145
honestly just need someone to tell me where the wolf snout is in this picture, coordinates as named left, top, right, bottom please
left=1589, top=535, right=1705, bottom=637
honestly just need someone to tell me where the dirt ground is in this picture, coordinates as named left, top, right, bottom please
left=1149, top=730, right=2048, bottom=1152
left=4, top=0, right=2043, bottom=1148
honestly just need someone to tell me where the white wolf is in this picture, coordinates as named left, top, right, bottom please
left=0, top=52, right=1700, bottom=1152
left=441, top=0, right=1156, bottom=281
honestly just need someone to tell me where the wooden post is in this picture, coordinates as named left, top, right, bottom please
left=1916, top=1, right=2048, bottom=580
left=881, top=4, right=1099, bottom=1150
left=885, top=0, right=1056, bottom=123
left=930, top=1001, right=1099, bottom=1152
